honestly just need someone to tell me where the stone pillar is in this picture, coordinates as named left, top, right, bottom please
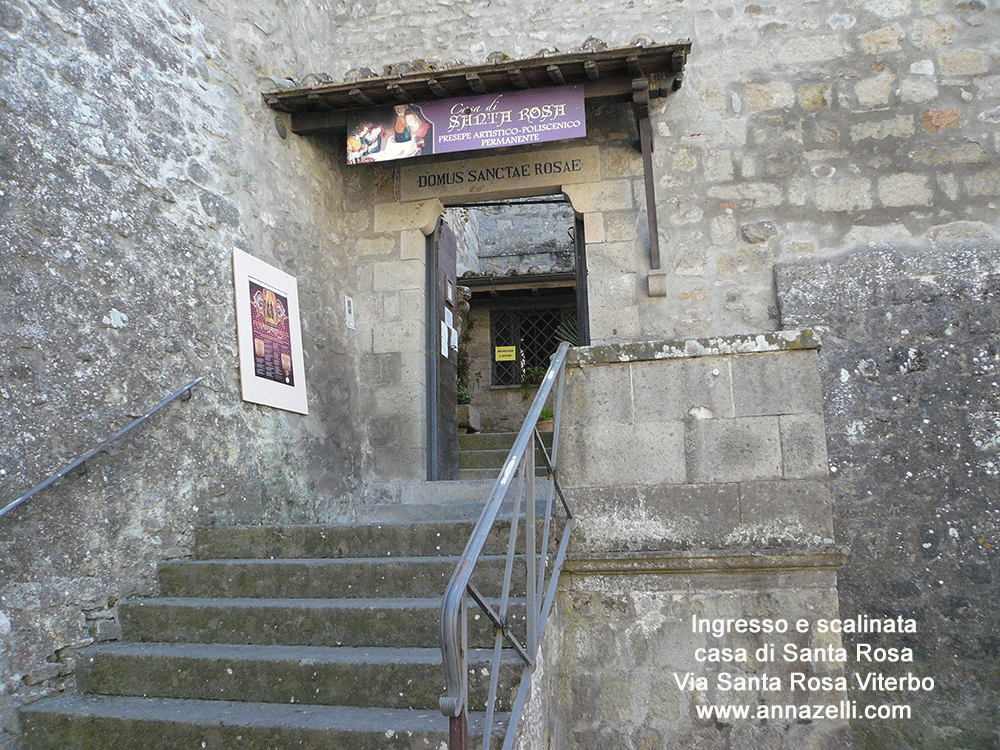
left=360, top=200, right=443, bottom=480
left=550, top=330, right=850, bottom=749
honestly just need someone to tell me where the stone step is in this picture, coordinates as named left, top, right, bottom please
left=459, top=431, right=553, bottom=452
left=158, top=555, right=526, bottom=599
left=21, top=694, right=507, bottom=750
left=193, top=520, right=480, bottom=560
left=458, top=448, right=551, bottom=471
left=459, top=468, right=548, bottom=480
left=192, top=518, right=549, bottom=560
left=119, top=597, right=527, bottom=649
left=77, top=642, right=522, bottom=711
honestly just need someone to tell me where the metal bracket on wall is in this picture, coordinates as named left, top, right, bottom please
left=633, top=78, right=659, bottom=270
left=633, top=74, right=683, bottom=273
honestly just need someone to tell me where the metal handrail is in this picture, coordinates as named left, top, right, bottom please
left=440, top=342, right=574, bottom=750
left=0, top=377, right=204, bottom=520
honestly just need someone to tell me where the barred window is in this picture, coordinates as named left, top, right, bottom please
left=490, top=308, right=578, bottom=386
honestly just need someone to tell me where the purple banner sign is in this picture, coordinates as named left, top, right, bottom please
left=347, top=85, right=586, bottom=165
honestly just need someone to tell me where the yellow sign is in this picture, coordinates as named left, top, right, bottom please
left=495, top=346, right=517, bottom=362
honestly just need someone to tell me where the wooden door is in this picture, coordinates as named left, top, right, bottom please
left=427, top=219, right=459, bottom=480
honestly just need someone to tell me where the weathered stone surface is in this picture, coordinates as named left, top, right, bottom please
left=776, top=239, right=1000, bottom=749
left=900, top=76, right=938, bottom=103
left=778, top=413, right=831, bottom=479
left=966, top=168, right=1000, bottom=196
left=878, top=172, right=934, bottom=207
left=705, top=181, right=784, bottom=206
left=815, top=178, right=875, bottom=211
left=798, top=83, right=832, bottom=110
left=568, top=483, right=742, bottom=551
left=782, top=34, right=850, bottom=64
left=909, top=141, right=989, bottom=164
left=938, top=49, right=990, bottom=76
left=552, top=572, right=849, bottom=749
left=910, top=17, right=957, bottom=49
left=686, top=415, right=783, bottom=483
left=922, top=107, right=962, bottom=132
left=855, top=72, right=895, bottom=108
left=850, top=114, right=915, bottom=140
left=567, top=330, right=821, bottom=366
left=741, top=220, right=778, bottom=244
left=730, top=350, right=824, bottom=417
left=859, top=23, right=905, bottom=54
left=568, top=421, right=686, bottom=488
left=739, top=479, right=834, bottom=542
left=746, top=81, right=795, bottom=111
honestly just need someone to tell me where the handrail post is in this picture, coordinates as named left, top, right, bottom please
left=525, top=436, right=537, bottom=654
left=439, top=342, right=573, bottom=750
left=450, top=708, right=468, bottom=750
left=449, top=593, right=469, bottom=750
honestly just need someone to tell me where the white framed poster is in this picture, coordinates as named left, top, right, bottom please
left=233, top=249, right=308, bottom=414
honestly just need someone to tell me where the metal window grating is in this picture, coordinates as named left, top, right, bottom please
left=490, top=308, right=578, bottom=386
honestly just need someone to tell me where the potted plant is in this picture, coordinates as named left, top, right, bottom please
left=537, top=406, right=554, bottom=432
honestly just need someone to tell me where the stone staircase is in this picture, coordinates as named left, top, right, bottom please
left=458, top=432, right=552, bottom=480
left=21, top=497, right=529, bottom=749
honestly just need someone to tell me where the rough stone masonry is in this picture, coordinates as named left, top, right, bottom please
left=2, top=0, right=999, bottom=748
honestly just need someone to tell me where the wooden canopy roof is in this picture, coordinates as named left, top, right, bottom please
left=264, top=41, right=691, bottom=135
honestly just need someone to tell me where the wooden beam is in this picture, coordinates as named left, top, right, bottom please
left=670, top=49, right=686, bottom=73
left=428, top=79, right=449, bottom=98
left=290, top=109, right=347, bottom=134
left=264, top=41, right=693, bottom=116
left=290, top=75, right=686, bottom=134
left=472, top=295, right=577, bottom=312
left=466, top=73, right=487, bottom=94
left=348, top=88, right=373, bottom=106
left=388, top=83, right=409, bottom=102
left=546, top=65, right=566, bottom=86
left=509, top=68, right=530, bottom=89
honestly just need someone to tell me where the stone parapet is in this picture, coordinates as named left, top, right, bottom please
left=561, top=331, right=833, bottom=552
left=539, top=333, right=850, bottom=750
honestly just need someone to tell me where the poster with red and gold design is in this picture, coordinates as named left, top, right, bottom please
left=233, top=249, right=308, bottom=414
left=249, top=281, right=294, bottom=387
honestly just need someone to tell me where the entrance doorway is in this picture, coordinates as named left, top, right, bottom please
left=431, top=197, right=588, bottom=460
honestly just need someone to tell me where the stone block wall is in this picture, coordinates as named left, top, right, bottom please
left=296, top=0, right=999, bottom=340
left=561, top=332, right=833, bottom=551
left=777, top=239, right=1000, bottom=750
left=529, top=332, right=850, bottom=750
left=465, top=202, right=576, bottom=275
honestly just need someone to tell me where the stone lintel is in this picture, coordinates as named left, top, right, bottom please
left=567, top=329, right=821, bottom=366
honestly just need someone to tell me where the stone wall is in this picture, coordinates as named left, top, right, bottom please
left=540, top=333, right=850, bottom=750
left=5, top=0, right=999, bottom=747
left=445, top=207, right=483, bottom=276
left=0, top=0, right=369, bottom=745
left=777, top=239, right=1000, bottom=750
left=465, top=202, right=575, bottom=276
left=287, top=0, right=999, bottom=340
